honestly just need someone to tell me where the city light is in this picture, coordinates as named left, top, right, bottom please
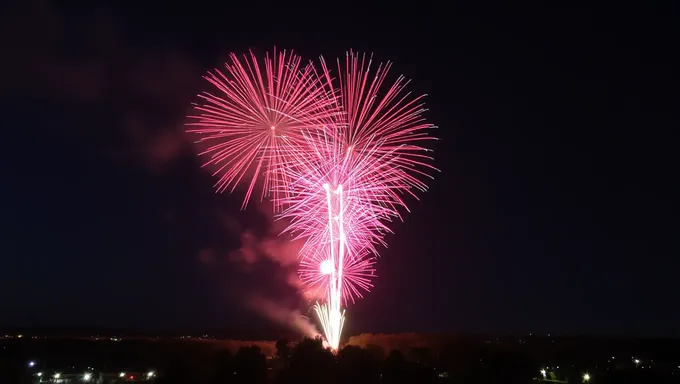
left=188, top=49, right=436, bottom=348
left=582, top=372, right=591, bottom=382
left=54, top=373, right=61, bottom=379
left=83, top=372, right=92, bottom=381
left=540, top=369, right=546, bottom=378
left=147, top=370, right=155, bottom=377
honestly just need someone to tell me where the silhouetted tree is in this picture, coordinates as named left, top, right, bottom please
left=364, top=344, right=385, bottom=362
left=337, top=345, right=381, bottom=383
left=383, top=349, right=437, bottom=383
left=234, top=346, right=266, bottom=383
left=286, top=337, right=335, bottom=384
left=211, top=348, right=234, bottom=383
left=482, top=348, right=535, bottom=384
left=275, top=339, right=291, bottom=362
left=410, top=346, right=433, bottom=366
left=156, top=355, right=195, bottom=384
left=383, top=350, right=407, bottom=383
left=0, top=353, right=32, bottom=384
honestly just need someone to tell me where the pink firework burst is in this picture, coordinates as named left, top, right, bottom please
left=275, top=127, right=403, bottom=257
left=273, top=51, right=437, bottom=349
left=299, top=246, right=376, bottom=305
left=319, top=51, right=438, bottom=189
left=277, top=51, right=438, bottom=255
left=187, top=49, right=437, bottom=350
left=186, top=48, right=336, bottom=209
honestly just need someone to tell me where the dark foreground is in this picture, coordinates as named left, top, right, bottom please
left=1, top=333, right=679, bottom=383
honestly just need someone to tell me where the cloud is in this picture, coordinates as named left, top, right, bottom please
left=198, top=248, right=216, bottom=264
left=228, top=203, right=304, bottom=269
left=247, top=295, right=320, bottom=339
left=229, top=231, right=261, bottom=266
left=122, top=114, right=191, bottom=173
left=225, top=203, right=327, bottom=333
left=2, top=1, right=322, bottom=334
left=0, top=1, right=201, bottom=173
left=227, top=220, right=305, bottom=287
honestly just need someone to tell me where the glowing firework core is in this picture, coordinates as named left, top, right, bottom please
left=320, top=260, right=335, bottom=275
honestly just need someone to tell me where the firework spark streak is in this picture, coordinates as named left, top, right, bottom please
left=188, top=48, right=436, bottom=351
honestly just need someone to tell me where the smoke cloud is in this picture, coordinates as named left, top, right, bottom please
left=0, top=1, right=199, bottom=173
left=226, top=204, right=324, bottom=337
left=229, top=230, right=300, bottom=268
left=247, top=295, right=320, bottom=339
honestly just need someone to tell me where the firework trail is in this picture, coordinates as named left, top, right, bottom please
left=188, top=48, right=436, bottom=351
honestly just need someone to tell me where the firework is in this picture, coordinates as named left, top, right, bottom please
left=275, top=127, right=399, bottom=257
left=299, top=245, right=376, bottom=304
left=188, top=49, right=436, bottom=351
left=187, top=48, right=336, bottom=209
left=275, top=51, right=437, bottom=349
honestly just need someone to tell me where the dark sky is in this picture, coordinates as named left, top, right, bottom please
left=0, top=1, right=676, bottom=336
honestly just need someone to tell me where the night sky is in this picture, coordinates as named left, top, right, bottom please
left=0, top=2, right=675, bottom=336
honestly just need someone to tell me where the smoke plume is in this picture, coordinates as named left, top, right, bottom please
left=226, top=204, right=323, bottom=337
left=247, top=295, right=320, bottom=339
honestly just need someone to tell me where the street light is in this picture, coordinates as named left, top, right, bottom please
left=582, top=372, right=590, bottom=382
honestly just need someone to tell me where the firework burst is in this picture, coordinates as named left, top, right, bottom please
left=187, top=48, right=336, bottom=209
left=299, top=246, right=376, bottom=304
left=274, top=51, right=437, bottom=349
left=188, top=49, right=436, bottom=351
